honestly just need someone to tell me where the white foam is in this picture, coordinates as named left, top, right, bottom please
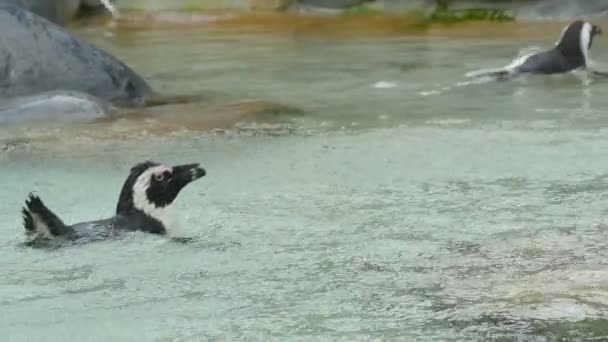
left=419, top=90, right=440, bottom=96
left=372, top=81, right=398, bottom=89
left=465, top=51, right=535, bottom=80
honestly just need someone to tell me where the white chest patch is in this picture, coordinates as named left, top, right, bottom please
left=580, top=22, right=592, bottom=66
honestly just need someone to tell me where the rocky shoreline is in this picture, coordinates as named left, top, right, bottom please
left=3, top=1, right=603, bottom=25
left=113, top=0, right=608, bottom=21
left=0, top=0, right=603, bottom=126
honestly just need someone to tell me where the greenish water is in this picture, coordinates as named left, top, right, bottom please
left=3, top=21, right=608, bottom=341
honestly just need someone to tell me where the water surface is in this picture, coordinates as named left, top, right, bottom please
left=3, top=17, right=608, bottom=341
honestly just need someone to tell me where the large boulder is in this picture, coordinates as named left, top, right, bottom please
left=0, top=4, right=153, bottom=107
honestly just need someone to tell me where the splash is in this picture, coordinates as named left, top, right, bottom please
left=100, top=0, right=119, bottom=18
left=417, top=47, right=542, bottom=96
left=418, top=76, right=493, bottom=97
left=372, top=81, right=398, bottom=89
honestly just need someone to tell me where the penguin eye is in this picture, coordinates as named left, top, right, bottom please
left=154, top=173, right=164, bottom=182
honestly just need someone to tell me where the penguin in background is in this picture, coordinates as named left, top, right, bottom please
left=467, top=20, right=604, bottom=81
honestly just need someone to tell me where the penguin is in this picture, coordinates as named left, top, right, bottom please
left=21, top=161, right=206, bottom=247
left=467, top=20, right=602, bottom=80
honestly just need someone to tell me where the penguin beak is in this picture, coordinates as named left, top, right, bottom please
left=172, top=163, right=206, bottom=185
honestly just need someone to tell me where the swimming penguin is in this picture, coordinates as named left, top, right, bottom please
left=467, top=20, right=602, bottom=80
left=21, top=161, right=206, bottom=247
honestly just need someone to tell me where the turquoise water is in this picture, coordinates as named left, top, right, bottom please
left=2, top=19, right=608, bottom=341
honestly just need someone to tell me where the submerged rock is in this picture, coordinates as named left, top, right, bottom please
left=0, top=4, right=153, bottom=107
left=0, top=91, right=113, bottom=124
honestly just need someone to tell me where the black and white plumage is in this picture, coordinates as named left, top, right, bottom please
left=467, top=20, right=602, bottom=80
left=21, top=161, right=206, bottom=247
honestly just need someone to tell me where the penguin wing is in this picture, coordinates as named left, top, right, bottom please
left=22, top=194, right=72, bottom=237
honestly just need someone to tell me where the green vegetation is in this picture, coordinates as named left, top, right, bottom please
left=427, top=7, right=514, bottom=22
left=340, top=5, right=384, bottom=17
left=426, top=0, right=515, bottom=22
left=117, top=0, right=515, bottom=22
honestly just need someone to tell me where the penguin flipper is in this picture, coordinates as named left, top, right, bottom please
left=170, top=236, right=195, bottom=244
left=22, top=194, right=71, bottom=238
left=492, top=70, right=512, bottom=81
left=589, top=70, right=608, bottom=79
left=466, top=69, right=513, bottom=82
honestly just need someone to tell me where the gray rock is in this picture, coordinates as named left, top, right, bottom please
left=391, top=0, right=608, bottom=19
left=0, top=4, right=153, bottom=107
left=0, top=91, right=113, bottom=124
left=379, top=0, right=434, bottom=11
left=324, top=0, right=608, bottom=19
left=438, top=0, right=608, bottom=19
left=517, top=0, right=608, bottom=19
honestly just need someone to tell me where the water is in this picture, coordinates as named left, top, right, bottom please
left=3, top=16, right=608, bottom=341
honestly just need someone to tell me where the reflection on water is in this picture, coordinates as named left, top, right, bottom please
left=2, top=16, right=608, bottom=341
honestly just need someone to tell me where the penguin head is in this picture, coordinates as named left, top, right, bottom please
left=555, top=20, right=601, bottom=60
left=116, top=161, right=206, bottom=217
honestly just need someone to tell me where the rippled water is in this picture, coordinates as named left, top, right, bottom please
left=3, top=16, right=608, bottom=341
